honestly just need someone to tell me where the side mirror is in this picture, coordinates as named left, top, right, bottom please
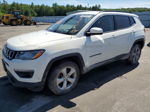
left=86, top=27, right=103, bottom=36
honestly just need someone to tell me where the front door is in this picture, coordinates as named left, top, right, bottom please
left=85, top=15, right=117, bottom=66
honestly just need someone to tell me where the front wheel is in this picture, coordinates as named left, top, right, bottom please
left=47, top=61, right=80, bottom=95
left=127, top=44, right=142, bottom=65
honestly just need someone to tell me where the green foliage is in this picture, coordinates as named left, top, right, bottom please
left=0, top=1, right=150, bottom=17
left=0, top=11, right=4, bottom=16
left=102, top=8, right=150, bottom=12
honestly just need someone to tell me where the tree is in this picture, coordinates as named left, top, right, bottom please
left=0, top=2, right=149, bottom=17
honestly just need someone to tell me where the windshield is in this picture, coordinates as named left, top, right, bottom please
left=47, top=14, right=94, bottom=35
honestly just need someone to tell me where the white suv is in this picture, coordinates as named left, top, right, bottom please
left=2, top=11, right=145, bottom=95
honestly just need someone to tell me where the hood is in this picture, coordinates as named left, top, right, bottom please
left=6, top=30, right=71, bottom=50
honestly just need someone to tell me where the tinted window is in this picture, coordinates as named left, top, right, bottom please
left=114, top=15, right=130, bottom=30
left=91, top=15, right=114, bottom=33
left=129, top=17, right=136, bottom=25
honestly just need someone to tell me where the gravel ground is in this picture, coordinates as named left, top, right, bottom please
left=0, top=25, right=150, bottom=112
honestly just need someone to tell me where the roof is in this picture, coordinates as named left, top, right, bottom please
left=72, top=11, right=100, bottom=15
left=101, top=11, right=138, bottom=17
left=70, top=10, right=138, bottom=17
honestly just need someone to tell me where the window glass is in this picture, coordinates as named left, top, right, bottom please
left=91, top=15, right=114, bottom=33
left=129, top=17, right=136, bottom=25
left=114, top=15, right=131, bottom=30
left=47, top=14, right=94, bottom=35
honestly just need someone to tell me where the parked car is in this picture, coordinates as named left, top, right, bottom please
left=2, top=11, right=145, bottom=95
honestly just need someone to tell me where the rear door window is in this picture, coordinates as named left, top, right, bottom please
left=129, top=16, right=136, bottom=25
left=114, top=15, right=131, bottom=30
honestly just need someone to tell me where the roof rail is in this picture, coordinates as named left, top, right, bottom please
left=102, top=10, right=128, bottom=13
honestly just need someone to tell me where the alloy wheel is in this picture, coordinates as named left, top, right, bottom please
left=56, top=67, right=77, bottom=90
left=131, top=45, right=141, bottom=64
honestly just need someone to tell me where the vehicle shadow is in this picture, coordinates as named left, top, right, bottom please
left=0, top=61, right=138, bottom=112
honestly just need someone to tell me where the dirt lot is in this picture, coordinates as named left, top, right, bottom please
left=0, top=25, right=150, bottom=112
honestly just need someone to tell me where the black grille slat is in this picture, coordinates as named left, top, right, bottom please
left=8, top=50, right=11, bottom=57
left=3, top=47, right=17, bottom=60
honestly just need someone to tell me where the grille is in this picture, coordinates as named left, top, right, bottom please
left=3, top=46, right=17, bottom=60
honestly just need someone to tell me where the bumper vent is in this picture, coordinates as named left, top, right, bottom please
left=15, top=70, right=34, bottom=78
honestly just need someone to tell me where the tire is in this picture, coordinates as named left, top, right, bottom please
left=24, top=20, right=32, bottom=25
left=17, top=19, right=23, bottom=25
left=127, top=44, right=141, bottom=65
left=32, top=21, right=37, bottom=25
left=3, top=22, right=9, bottom=25
left=10, top=20, right=18, bottom=26
left=47, top=61, right=80, bottom=95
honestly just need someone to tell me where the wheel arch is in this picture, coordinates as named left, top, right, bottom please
left=133, top=38, right=145, bottom=49
left=42, top=53, right=85, bottom=84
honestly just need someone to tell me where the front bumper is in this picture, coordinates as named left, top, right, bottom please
left=2, top=59, right=45, bottom=91
left=2, top=51, right=49, bottom=82
left=7, top=71, right=44, bottom=91
left=1, top=51, right=50, bottom=91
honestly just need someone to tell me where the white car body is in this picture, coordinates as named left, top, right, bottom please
left=2, top=11, right=145, bottom=91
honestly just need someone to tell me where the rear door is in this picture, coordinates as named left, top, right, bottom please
left=113, top=15, right=134, bottom=55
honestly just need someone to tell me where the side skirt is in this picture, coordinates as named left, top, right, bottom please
left=83, top=53, right=129, bottom=74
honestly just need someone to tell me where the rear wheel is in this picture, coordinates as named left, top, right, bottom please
left=47, top=61, right=80, bottom=95
left=32, top=21, right=37, bottom=25
left=24, top=20, right=32, bottom=25
left=10, top=20, right=18, bottom=26
left=17, top=19, right=23, bottom=25
left=127, top=44, right=141, bottom=65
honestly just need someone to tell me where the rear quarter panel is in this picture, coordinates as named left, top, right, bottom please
left=129, top=17, right=145, bottom=50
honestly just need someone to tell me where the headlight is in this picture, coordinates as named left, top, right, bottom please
left=15, top=50, right=45, bottom=60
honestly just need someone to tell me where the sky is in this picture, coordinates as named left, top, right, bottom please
left=2, top=0, right=150, bottom=8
